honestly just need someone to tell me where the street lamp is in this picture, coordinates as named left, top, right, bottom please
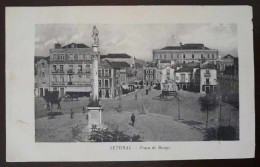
left=216, top=81, right=225, bottom=127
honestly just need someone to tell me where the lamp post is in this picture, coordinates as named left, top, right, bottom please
left=216, top=81, right=224, bottom=127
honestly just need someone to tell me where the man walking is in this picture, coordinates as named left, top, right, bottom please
left=131, top=113, right=135, bottom=127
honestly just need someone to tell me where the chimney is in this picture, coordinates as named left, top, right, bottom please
left=54, top=42, right=61, bottom=49
left=180, top=42, right=182, bottom=50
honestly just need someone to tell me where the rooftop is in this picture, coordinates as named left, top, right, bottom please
left=100, top=53, right=131, bottom=59
left=223, top=54, right=235, bottom=59
left=175, top=66, right=193, bottom=73
left=201, top=63, right=216, bottom=69
left=61, top=43, right=89, bottom=49
left=34, top=56, right=50, bottom=63
left=160, top=43, right=211, bottom=50
left=108, top=61, right=130, bottom=69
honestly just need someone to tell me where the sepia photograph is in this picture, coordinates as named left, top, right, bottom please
left=34, top=24, right=239, bottom=142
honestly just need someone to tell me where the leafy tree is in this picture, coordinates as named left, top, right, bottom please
left=89, top=124, right=142, bottom=142
left=198, top=93, right=218, bottom=128
left=204, top=126, right=237, bottom=141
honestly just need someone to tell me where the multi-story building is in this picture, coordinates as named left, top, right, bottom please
left=217, top=54, right=236, bottom=72
left=98, top=60, right=114, bottom=98
left=34, top=56, right=50, bottom=97
left=200, top=63, right=217, bottom=93
left=143, top=67, right=157, bottom=87
left=49, top=42, right=94, bottom=97
left=153, top=43, right=218, bottom=64
left=217, top=57, right=239, bottom=104
left=175, top=66, right=193, bottom=90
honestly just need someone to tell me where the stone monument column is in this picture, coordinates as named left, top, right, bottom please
left=92, top=46, right=99, bottom=100
left=86, top=26, right=103, bottom=132
left=92, top=25, right=99, bottom=100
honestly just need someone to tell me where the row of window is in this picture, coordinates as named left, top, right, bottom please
left=52, top=64, right=91, bottom=72
left=145, top=75, right=154, bottom=80
left=145, top=70, right=154, bottom=74
left=52, top=75, right=91, bottom=83
left=51, top=53, right=92, bottom=61
left=157, top=53, right=216, bottom=59
left=98, top=69, right=111, bottom=77
left=98, top=79, right=110, bottom=88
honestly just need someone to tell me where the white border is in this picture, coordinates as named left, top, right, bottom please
left=6, top=6, right=255, bottom=162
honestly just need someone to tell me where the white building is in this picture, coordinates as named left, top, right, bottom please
left=200, top=63, right=217, bottom=93
left=153, top=43, right=218, bottom=64
left=175, top=66, right=193, bottom=90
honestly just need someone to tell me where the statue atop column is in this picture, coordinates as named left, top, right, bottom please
left=92, top=26, right=99, bottom=46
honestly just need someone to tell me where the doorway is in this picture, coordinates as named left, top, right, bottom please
left=40, top=88, right=43, bottom=97
left=106, top=89, right=110, bottom=98
left=60, top=88, right=64, bottom=97
left=205, top=86, right=210, bottom=93
left=183, top=84, right=186, bottom=90
left=99, top=89, right=102, bottom=98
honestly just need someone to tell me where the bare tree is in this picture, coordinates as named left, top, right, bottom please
left=198, top=93, right=218, bottom=128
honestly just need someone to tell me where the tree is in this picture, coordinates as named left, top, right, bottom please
left=198, top=93, right=218, bottom=128
left=204, top=126, right=237, bottom=141
left=89, top=125, right=142, bottom=142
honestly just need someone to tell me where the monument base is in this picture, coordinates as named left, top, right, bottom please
left=80, top=106, right=103, bottom=142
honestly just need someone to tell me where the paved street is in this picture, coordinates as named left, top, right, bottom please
left=35, top=111, right=204, bottom=142
left=35, top=88, right=239, bottom=142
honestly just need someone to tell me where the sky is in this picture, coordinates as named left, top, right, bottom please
left=35, top=24, right=237, bottom=61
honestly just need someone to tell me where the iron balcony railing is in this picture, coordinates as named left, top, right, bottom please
left=67, top=69, right=74, bottom=74
left=52, top=70, right=65, bottom=73
left=204, top=73, right=211, bottom=77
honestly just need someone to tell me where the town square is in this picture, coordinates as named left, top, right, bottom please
left=34, top=24, right=239, bottom=142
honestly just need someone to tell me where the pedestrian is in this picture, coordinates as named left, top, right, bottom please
left=70, top=109, right=74, bottom=119
left=131, top=113, right=135, bottom=127
left=135, top=92, right=138, bottom=100
left=82, top=107, right=85, bottom=113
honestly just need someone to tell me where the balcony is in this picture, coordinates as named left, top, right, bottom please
left=204, top=73, right=211, bottom=77
left=51, top=82, right=65, bottom=85
left=52, top=69, right=64, bottom=74
left=77, top=70, right=84, bottom=74
left=67, top=69, right=74, bottom=74
left=85, top=69, right=91, bottom=74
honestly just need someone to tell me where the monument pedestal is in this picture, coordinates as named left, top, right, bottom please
left=81, top=106, right=103, bottom=142
left=87, top=106, right=103, bottom=128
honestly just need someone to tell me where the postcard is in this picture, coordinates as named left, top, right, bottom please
left=6, top=6, right=255, bottom=161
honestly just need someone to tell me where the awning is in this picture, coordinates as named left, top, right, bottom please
left=66, top=87, right=92, bottom=92
left=122, top=85, right=129, bottom=89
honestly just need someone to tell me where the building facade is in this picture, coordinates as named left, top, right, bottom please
left=153, top=43, right=218, bottom=64
left=217, top=54, right=235, bottom=72
left=34, top=57, right=50, bottom=97
left=98, top=60, right=115, bottom=98
left=143, top=67, right=157, bottom=86
left=175, top=66, right=193, bottom=90
left=200, top=64, right=217, bottom=93
left=49, top=43, right=94, bottom=97
left=217, top=57, right=239, bottom=105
